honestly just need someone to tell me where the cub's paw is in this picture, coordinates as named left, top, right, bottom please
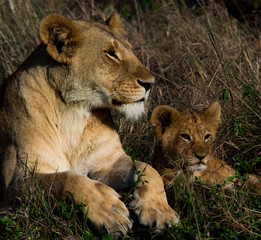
left=86, top=182, right=132, bottom=238
left=129, top=188, right=179, bottom=231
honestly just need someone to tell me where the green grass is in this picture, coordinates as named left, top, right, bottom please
left=1, top=177, right=259, bottom=239
left=0, top=0, right=260, bottom=239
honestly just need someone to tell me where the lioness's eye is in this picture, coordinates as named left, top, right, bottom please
left=204, top=134, right=211, bottom=141
left=180, top=134, right=191, bottom=141
left=105, top=51, right=120, bottom=61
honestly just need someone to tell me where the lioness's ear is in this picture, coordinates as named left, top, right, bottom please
left=151, top=106, right=179, bottom=138
left=204, top=101, right=221, bottom=130
left=40, top=14, right=83, bottom=63
left=106, top=12, right=125, bottom=35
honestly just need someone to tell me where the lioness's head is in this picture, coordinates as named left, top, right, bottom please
left=151, top=102, right=221, bottom=171
left=39, top=13, right=154, bottom=120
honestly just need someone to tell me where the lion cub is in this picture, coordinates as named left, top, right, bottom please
left=151, top=102, right=260, bottom=192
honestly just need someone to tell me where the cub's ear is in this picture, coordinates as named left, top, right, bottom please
left=151, top=105, right=179, bottom=138
left=204, top=101, right=221, bottom=130
left=40, top=14, right=83, bottom=63
left=106, top=12, right=125, bottom=35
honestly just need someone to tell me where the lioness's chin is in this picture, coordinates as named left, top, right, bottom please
left=111, top=90, right=150, bottom=121
left=118, top=101, right=145, bottom=121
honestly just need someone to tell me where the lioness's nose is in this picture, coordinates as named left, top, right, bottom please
left=137, top=80, right=152, bottom=91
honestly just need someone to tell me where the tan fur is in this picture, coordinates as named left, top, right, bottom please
left=0, top=13, right=179, bottom=238
left=106, top=12, right=126, bottom=35
left=151, top=102, right=261, bottom=193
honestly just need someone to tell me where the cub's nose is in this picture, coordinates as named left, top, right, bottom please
left=137, top=79, right=153, bottom=92
left=195, top=154, right=206, bottom=161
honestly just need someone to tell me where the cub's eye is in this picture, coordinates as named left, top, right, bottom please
left=105, top=51, right=120, bottom=61
left=204, top=134, right=211, bottom=141
left=180, top=134, right=191, bottom=141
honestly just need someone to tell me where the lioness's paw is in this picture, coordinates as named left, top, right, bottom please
left=86, top=182, right=132, bottom=238
left=129, top=189, right=179, bottom=231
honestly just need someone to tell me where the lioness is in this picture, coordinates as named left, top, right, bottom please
left=151, top=102, right=260, bottom=192
left=0, top=13, right=179, bottom=238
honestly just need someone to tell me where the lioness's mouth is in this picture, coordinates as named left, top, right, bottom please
left=112, top=98, right=145, bottom=106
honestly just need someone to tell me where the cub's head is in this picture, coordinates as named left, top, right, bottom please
left=39, top=13, right=154, bottom=120
left=151, top=102, right=221, bottom=171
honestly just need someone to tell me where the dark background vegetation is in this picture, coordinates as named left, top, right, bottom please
left=0, top=0, right=260, bottom=239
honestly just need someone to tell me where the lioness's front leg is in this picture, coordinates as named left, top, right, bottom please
left=88, top=155, right=135, bottom=192
left=37, top=171, right=132, bottom=238
left=89, top=157, right=179, bottom=230
left=130, top=161, right=180, bottom=231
